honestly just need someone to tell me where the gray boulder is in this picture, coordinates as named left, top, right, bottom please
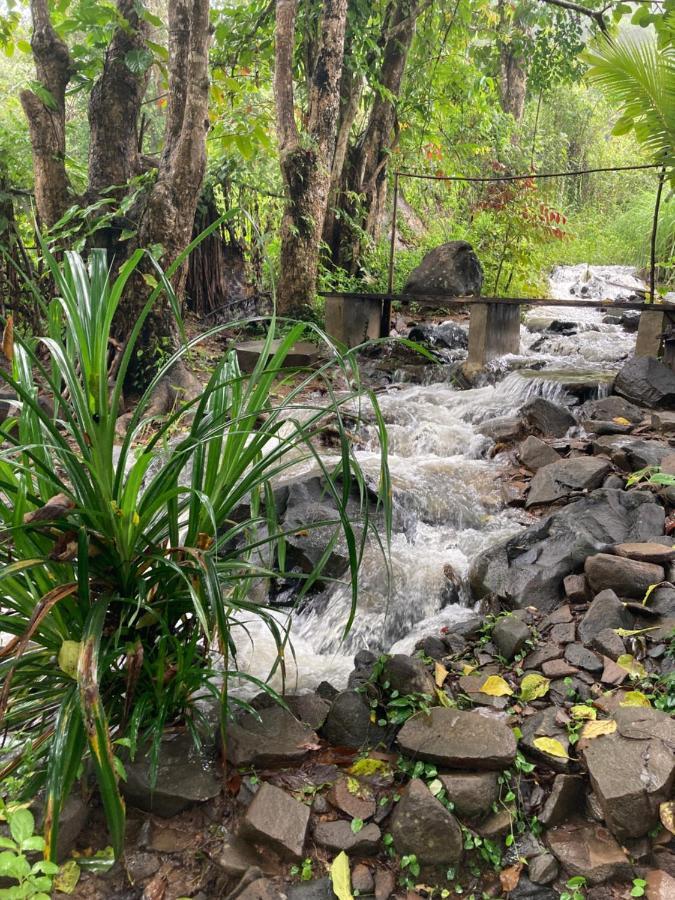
left=476, top=415, right=525, bottom=443
left=492, top=615, right=531, bottom=660
left=584, top=553, right=665, bottom=599
left=403, top=241, right=483, bottom=297
left=518, top=436, right=561, bottom=472
left=390, top=779, right=463, bottom=866
left=522, top=397, right=575, bottom=438
left=312, top=820, right=381, bottom=856
left=321, top=691, right=387, bottom=749
left=469, top=489, right=664, bottom=612
left=614, top=356, right=675, bottom=409
left=383, top=654, right=435, bottom=696
left=578, top=589, right=632, bottom=644
left=438, top=771, right=499, bottom=821
left=579, top=395, right=644, bottom=424
left=397, top=708, right=516, bottom=769
left=407, top=321, right=468, bottom=351
left=226, top=706, right=319, bottom=768
left=582, top=707, right=675, bottom=840
left=546, top=821, right=631, bottom=885
left=592, top=434, right=672, bottom=470
left=526, top=458, right=610, bottom=507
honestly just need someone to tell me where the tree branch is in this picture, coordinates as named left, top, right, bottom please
left=274, top=0, right=300, bottom=154
left=539, top=0, right=611, bottom=34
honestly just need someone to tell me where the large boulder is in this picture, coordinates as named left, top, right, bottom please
left=518, top=436, right=561, bottom=472
left=407, top=322, right=468, bottom=351
left=614, top=356, right=675, bottom=409
left=582, top=707, right=675, bottom=840
left=584, top=553, right=665, bottom=599
left=239, top=783, right=310, bottom=861
left=396, top=708, right=517, bottom=769
left=579, top=395, right=644, bottom=425
left=321, top=691, right=387, bottom=749
left=521, top=397, right=575, bottom=438
left=226, top=706, right=319, bottom=768
left=469, top=488, right=664, bottom=611
left=390, top=779, right=463, bottom=866
left=403, top=241, right=483, bottom=297
left=526, top=458, right=611, bottom=507
left=578, top=589, right=633, bottom=644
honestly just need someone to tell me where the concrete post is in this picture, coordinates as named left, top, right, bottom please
left=324, top=295, right=382, bottom=348
left=635, top=309, right=665, bottom=358
left=466, top=302, right=521, bottom=370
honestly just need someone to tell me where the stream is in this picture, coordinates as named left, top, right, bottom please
left=233, top=264, right=645, bottom=694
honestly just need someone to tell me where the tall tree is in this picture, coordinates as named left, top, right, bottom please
left=274, top=0, right=348, bottom=315
left=18, top=0, right=211, bottom=399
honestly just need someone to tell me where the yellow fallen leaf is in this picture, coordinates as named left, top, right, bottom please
left=620, top=691, right=652, bottom=708
left=330, top=851, right=353, bottom=900
left=660, top=801, right=675, bottom=835
left=348, top=758, right=390, bottom=777
left=520, top=673, right=550, bottom=702
left=57, top=641, right=82, bottom=680
left=436, top=688, right=453, bottom=708
left=616, top=654, right=646, bottom=678
left=462, top=663, right=476, bottom=675
left=614, top=626, right=659, bottom=637
left=53, top=860, right=81, bottom=894
left=435, top=661, right=449, bottom=687
left=532, top=736, right=569, bottom=759
left=479, top=675, right=513, bottom=697
left=613, top=416, right=630, bottom=426
left=581, top=719, right=617, bottom=740
left=571, top=704, right=597, bottom=720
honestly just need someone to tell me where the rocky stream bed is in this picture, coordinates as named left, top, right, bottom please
left=41, top=267, right=675, bottom=900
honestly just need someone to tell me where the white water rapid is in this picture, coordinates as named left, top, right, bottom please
left=233, top=265, right=644, bottom=694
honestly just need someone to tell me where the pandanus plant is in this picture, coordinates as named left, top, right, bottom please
left=0, top=238, right=390, bottom=861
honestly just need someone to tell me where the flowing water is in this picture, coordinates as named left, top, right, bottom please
left=228, top=267, right=643, bottom=693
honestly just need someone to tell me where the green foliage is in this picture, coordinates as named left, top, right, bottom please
left=0, top=801, right=59, bottom=900
left=561, top=875, right=587, bottom=900
left=290, top=858, right=314, bottom=882
left=0, top=244, right=389, bottom=860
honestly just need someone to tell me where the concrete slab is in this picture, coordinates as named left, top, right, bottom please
left=234, top=340, right=319, bottom=373
left=324, top=295, right=382, bottom=348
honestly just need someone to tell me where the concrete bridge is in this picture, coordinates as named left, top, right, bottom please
left=321, top=291, right=675, bottom=371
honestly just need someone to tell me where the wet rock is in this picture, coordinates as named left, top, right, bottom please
left=351, top=863, right=374, bottom=894
left=227, top=707, right=319, bottom=768
left=316, top=681, right=339, bottom=702
left=415, top=635, right=448, bottom=660
left=327, top=777, right=376, bottom=821
left=374, top=869, right=395, bottom=900
left=321, top=691, right=387, bottom=749
left=646, top=870, right=675, bottom=900
left=476, top=807, right=513, bottom=839
left=390, top=778, right=463, bottom=866
left=582, top=707, right=675, bottom=840
left=397, top=708, right=517, bottom=769
left=407, top=321, right=468, bottom=351
left=510, top=876, right=557, bottom=900
left=549, top=622, right=575, bottom=644
left=438, top=771, right=499, bottom=821
left=539, top=775, right=584, bottom=828
left=542, top=658, right=578, bottom=678
left=518, top=436, right=561, bottom=472
left=584, top=553, right=665, bottom=599
left=592, top=434, right=672, bottom=470
left=563, top=574, right=589, bottom=603
left=469, top=489, right=664, bottom=612
left=123, top=732, right=221, bottom=818
left=235, top=877, right=281, bottom=900
left=347, top=649, right=378, bottom=689
left=614, top=541, right=675, bottom=564
left=579, top=395, right=644, bottom=424
left=564, top=643, right=603, bottom=673
left=546, top=821, right=631, bottom=885
left=286, top=879, right=336, bottom=900
left=650, top=585, right=675, bottom=617
left=524, top=644, right=564, bottom=669
left=578, top=589, right=632, bottom=644
left=383, top=654, right=435, bottom=696
left=477, top=415, right=525, bottom=443
left=215, top=835, right=276, bottom=877
left=526, top=458, right=611, bottom=507
left=614, top=356, right=675, bottom=409
left=492, top=615, right=531, bottom=660
left=651, top=410, right=675, bottom=434
left=528, top=853, right=559, bottom=885
left=403, top=241, right=483, bottom=297
left=522, top=397, right=576, bottom=438
left=240, top=783, right=310, bottom=861
left=520, top=708, right=572, bottom=773
left=312, top=820, right=381, bottom=856
left=284, top=694, right=330, bottom=731
left=603, top=473, right=626, bottom=489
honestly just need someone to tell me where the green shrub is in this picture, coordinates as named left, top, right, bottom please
left=0, top=244, right=389, bottom=860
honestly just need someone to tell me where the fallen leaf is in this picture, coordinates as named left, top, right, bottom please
left=500, top=862, right=523, bottom=893
left=532, top=736, right=569, bottom=759
left=348, top=757, right=390, bottom=777
left=479, top=675, right=513, bottom=697
left=330, top=851, right=353, bottom=900
left=520, top=673, right=550, bottom=702
left=613, top=416, right=630, bottom=426
left=570, top=704, right=597, bottom=720
left=436, top=688, right=453, bottom=708
left=616, top=654, right=646, bottom=678
left=53, top=860, right=80, bottom=894
left=620, top=691, right=652, bottom=708
left=142, top=870, right=167, bottom=900
left=461, top=663, right=476, bottom=675
left=434, top=661, right=449, bottom=687
left=57, top=641, right=82, bottom=680
left=614, top=626, right=658, bottom=637
left=580, top=719, right=617, bottom=740
left=660, top=801, right=675, bottom=835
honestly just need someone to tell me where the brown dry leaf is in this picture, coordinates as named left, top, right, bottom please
left=23, top=492, right=75, bottom=525
left=142, top=871, right=167, bottom=900
left=660, top=801, right=675, bottom=835
left=580, top=719, right=617, bottom=740
left=434, top=661, right=449, bottom=687
left=479, top=675, right=513, bottom=697
left=499, top=862, right=523, bottom=893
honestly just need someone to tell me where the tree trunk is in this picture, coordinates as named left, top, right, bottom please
left=274, top=0, right=348, bottom=316
left=329, top=0, right=422, bottom=273
left=499, top=45, right=528, bottom=123
left=21, top=0, right=211, bottom=405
